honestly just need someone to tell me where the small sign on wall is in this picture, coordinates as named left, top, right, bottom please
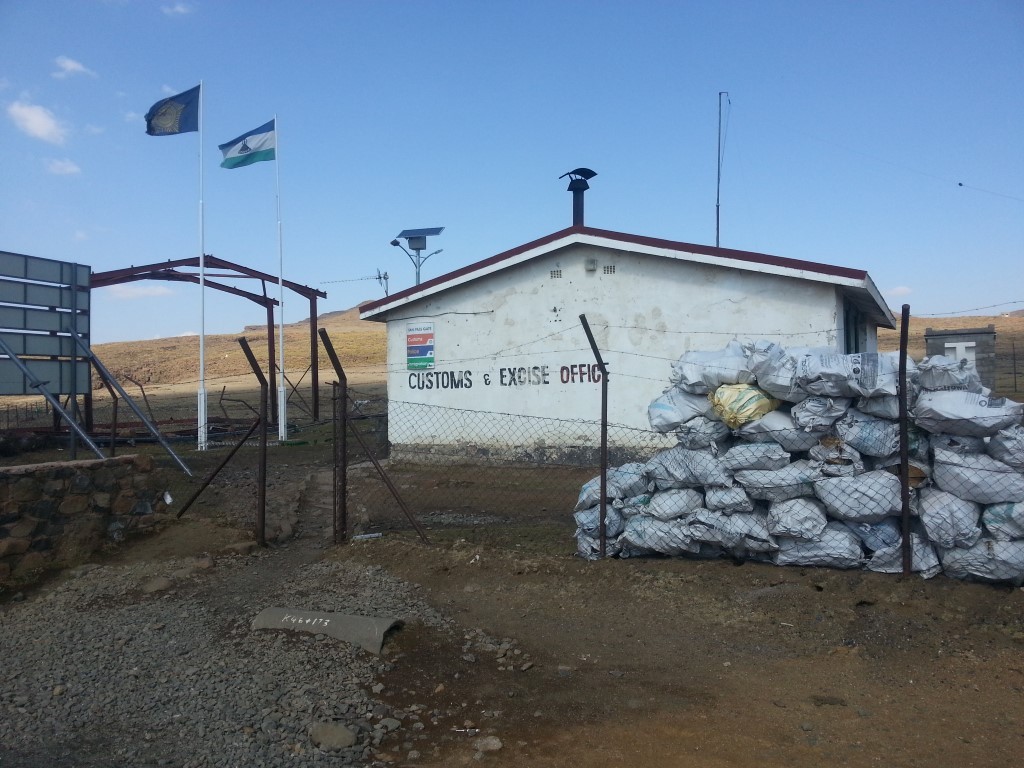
left=407, top=321, right=435, bottom=370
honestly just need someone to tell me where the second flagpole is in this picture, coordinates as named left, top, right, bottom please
left=198, top=80, right=208, bottom=451
left=275, top=114, right=287, bottom=442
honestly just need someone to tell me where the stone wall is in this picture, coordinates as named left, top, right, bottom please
left=0, top=455, right=168, bottom=583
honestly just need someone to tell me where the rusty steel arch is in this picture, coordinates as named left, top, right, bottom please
left=90, top=255, right=327, bottom=427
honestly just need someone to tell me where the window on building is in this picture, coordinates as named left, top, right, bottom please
left=843, top=304, right=866, bottom=353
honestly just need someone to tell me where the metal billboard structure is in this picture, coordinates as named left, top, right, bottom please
left=0, top=250, right=90, bottom=398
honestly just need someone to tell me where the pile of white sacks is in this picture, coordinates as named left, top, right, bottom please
left=573, top=340, right=1024, bottom=584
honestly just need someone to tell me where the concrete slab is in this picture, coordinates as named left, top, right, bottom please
left=251, top=607, right=401, bottom=655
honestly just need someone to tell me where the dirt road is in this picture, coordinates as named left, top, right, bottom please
left=4, top=446, right=1023, bottom=767
left=338, top=527, right=1023, bottom=767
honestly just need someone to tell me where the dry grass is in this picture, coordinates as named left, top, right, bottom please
left=91, top=305, right=386, bottom=388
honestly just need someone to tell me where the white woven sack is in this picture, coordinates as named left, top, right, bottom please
left=735, top=460, right=823, bottom=503
left=669, top=340, right=755, bottom=394
left=736, top=410, right=827, bottom=452
left=866, top=533, right=941, bottom=578
left=618, top=515, right=701, bottom=558
left=986, top=425, right=1024, bottom=470
left=912, top=391, right=1022, bottom=437
left=746, top=340, right=809, bottom=403
left=842, top=517, right=902, bottom=552
left=808, top=441, right=865, bottom=477
left=835, top=408, right=900, bottom=458
left=918, top=487, right=982, bottom=549
left=774, top=521, right=864, bottom=568
left=575, top=463, right=649, bottom=511
left=915, top=355, right=983, bottom=392
left=939, top=538, right=1024, bottom=585
left=791, top=396, right=852, bottom=430
left=575, top=532, right=622, bottom=560
left=648, top=388, right=716, bottom=432
left=767, top=497, right=828, bottom=540
left=932, top=448, right=1024, bottom=505
left=573, top=506, right=626, bottom=538
left=982, top=502, right=1024, bottom=541
left=795, top=352, right=900, bottom=399
left=686, top=509, right=776, bottom=553
left=720, top=442, right=791, bottom=471
left=813, top=470, right=902, bottom=523
left=645, top=489, right=704, bottom=521
left=675, top=416, right=732, bottom=450
left=704, top=486, right=754, bottom=514
left=645, top=446, right=733, bottom=490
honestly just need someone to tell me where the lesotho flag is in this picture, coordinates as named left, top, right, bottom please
left=218, top=120, right=276, bottom=169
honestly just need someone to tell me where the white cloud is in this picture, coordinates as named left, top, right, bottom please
left=74, top=230, right=89, bottom=241
left=161, top=3, right=194, bottom=16
left=886, top=286, right=913, bottom=298
left=106, top=284, right=175, bottom=299
left=84, top=123, right=105, bottom=135
left=52, top=56, right=97, bottom=79
left=45, top=158, right=81, bottom=175
left=7, top=101, right=67, bottom=144
left=123, top=110, right=141, bottom=123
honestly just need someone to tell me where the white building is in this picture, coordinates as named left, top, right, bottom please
left=360, top=225, right=895, bottom=461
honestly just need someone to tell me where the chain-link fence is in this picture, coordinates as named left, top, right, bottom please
left=343, top=394, right=638, bottom=533
left=4, top=319, right=1022, bottom=587
left=341, top=323, right=1023, bottom=587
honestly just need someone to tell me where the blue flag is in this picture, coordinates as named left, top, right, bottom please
left=145, top=85, right=200, bottom=136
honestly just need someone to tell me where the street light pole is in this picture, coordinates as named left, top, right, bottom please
left=390, top=227, right=445, bottom=286
left=391, top=242, right=442, bottom=285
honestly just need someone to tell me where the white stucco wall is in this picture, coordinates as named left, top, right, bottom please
left=377, top=243, right=860, bottom=453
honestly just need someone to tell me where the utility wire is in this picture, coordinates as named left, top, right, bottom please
left=914, top=300, right=1024, bottom=317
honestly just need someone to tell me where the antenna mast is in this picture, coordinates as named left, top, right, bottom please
left=716, top=91, right=730, bottom=247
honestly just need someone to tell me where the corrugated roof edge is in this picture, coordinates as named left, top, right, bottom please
left=360, top=225, right=879, bottom=318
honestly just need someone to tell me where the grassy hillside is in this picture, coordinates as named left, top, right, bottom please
left=878, top=314, right=1024, bottom=397
left=89, top=307, right=1023, bottom=395
left=91, top=305, right=387, bottom=390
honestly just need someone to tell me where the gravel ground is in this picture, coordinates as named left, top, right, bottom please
left=0, top=526, right=453, bottom=767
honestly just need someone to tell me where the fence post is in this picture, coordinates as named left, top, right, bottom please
left=898, top=304, right=912, bottom=575
left=319, top=328, right=429, bottom=544
left=237, top=337, right=269, bottom=547
left=579, top=314, right=610, bottom=558
left=332, top=380, right=349, bottom=544
left=1013, top=341, right=1018, bottom=393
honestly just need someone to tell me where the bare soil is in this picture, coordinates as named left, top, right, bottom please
left=18, top=437, right=1017, bottom=768
left=3, top=310, right=1024, bottom=766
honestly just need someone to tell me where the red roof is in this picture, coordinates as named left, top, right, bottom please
left=360, top=225, right=889, bottom=324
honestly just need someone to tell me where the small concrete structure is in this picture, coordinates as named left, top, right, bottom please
left=360, top=226, right=895, bottom=459
left=251, top=607, right=400, bottom=655
left=924, top=324, right=997, bottom=390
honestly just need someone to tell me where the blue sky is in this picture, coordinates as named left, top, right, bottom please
left=2, top=0, right=1022, bottom=344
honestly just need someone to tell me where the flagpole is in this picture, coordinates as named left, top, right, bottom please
left=275, top=114, right=287, bottom=442
left=198, top=80, right=208, bottom=451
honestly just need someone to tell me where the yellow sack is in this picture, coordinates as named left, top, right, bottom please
left=710, top=384, right=780, bottom=429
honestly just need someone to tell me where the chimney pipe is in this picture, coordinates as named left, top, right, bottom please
left=559, top=168, right=597, bottom=227
left=568, top=178, right=588, bottom=226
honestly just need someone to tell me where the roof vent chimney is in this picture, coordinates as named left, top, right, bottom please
left=559, top=168, right=597, bottom=227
